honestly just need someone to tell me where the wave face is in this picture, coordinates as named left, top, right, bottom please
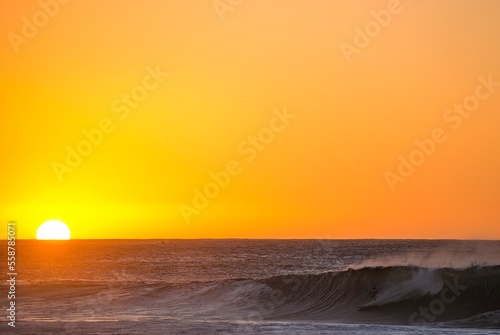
left=251, top=266, right=500, bottom=325
left=122, top=265, right=500, bottom=327
left=30, top=265, right=499, bottom=327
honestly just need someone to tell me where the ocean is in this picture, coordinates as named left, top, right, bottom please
left=1, top=239, right=500, bottom=334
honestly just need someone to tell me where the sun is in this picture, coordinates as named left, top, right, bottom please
left=36, top=220, right=71, bottom=240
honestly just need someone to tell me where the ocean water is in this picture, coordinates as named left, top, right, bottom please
left=1, top=239, right=500, bottom=334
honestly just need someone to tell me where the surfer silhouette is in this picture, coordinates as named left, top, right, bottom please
left=368, top=287, right=378, bottom=302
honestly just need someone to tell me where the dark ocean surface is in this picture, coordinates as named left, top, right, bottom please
left=1, top=239, right=500, bottom=334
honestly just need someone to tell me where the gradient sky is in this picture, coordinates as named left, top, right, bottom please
left=1, top=0, right=500, bottom=239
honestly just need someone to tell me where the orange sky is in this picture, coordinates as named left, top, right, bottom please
left=1, top=0, right=500, bottom=239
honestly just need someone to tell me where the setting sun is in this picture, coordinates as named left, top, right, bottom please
left=36, top=220, right=71, bottom=240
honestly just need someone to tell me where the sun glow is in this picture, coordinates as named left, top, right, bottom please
left=36, top=220, right=71, bottom=240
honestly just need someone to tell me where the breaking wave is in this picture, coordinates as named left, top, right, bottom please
left=27, top=265, right=500, bottom=328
